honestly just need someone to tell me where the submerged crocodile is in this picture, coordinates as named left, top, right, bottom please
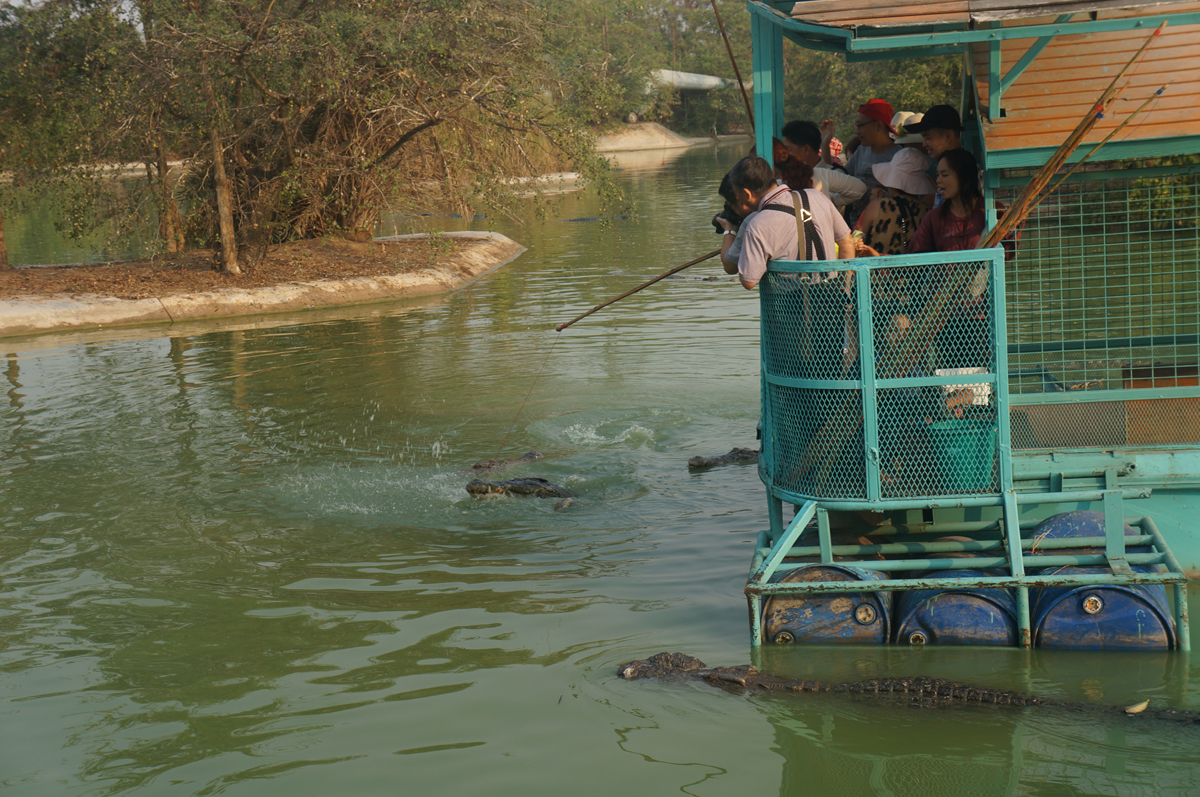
left=617, top=653, right=1200, bottom=722
left=467, top=451, right=543, bottom=474
left=687, top=447, right=759, bottom=470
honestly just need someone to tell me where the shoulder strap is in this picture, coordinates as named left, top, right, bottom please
left=761, top=203, right=796, bottom=216
left=791, top=192, right=807, bottom=261
left=794, top=190, right=826, bottom=261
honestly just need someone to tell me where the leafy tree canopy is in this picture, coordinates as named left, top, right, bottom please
left=0, top=0, right=961, bottom=268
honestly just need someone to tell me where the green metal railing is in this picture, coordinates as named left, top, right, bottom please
left=758, top=248, right=1010, bottom=505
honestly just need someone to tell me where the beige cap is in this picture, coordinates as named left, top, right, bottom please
left=894, top=112, right=925, bottom=144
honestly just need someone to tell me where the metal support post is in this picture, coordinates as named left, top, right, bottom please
left=1103, top=490, right=1132, bottom=575
left=750, top=13, right=784, bottom=161
left=1173, top=583, right=1191, bottom=652
left=817, top=507, right=832, bottom=564
left=1002, top=490, right=1032, bottom=647
left=768, top=494, right=785, bottom=546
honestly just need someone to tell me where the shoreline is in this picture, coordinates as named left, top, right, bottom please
left=0, top=231, right=526, bottom=339
left=594, top=121, right=749, bottom=153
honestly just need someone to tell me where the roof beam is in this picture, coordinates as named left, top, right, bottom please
left=845, top=11, right=1200, bottom=50
left=747, top=1, right=850, bottom=43
left=998, top=14, right=1075, bottom=93
left=983, top=134, right=1200, bottom=169
left=845, top=44, right=966, bottom=61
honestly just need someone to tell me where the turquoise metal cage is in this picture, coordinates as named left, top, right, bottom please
left=741, top=0, right=1197, bottom=649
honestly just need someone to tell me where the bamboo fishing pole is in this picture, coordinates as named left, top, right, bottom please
left=1022, top=85, right=1167, bottom=219
left=981, top=21, right=1167, bottom=249
left=555, top=249, right=722, bottom=332
left=711, top=0, right=754, bottom=134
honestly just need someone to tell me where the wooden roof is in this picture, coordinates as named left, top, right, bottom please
left=972, top=3, right=1200, bottom=151
left=786, top=0, right=1195, bottom=29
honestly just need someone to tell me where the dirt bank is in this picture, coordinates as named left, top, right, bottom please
left=0, top=231, right=526, bottom=338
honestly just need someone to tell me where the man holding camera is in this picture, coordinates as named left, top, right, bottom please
left=716, top=156, right=853, bottom=290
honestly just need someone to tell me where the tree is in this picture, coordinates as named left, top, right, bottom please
left=1, top=0, right=621, bottom=270
left=0, top=1, right=144, bottom=267
left=783, top=49, right=962, bottom=143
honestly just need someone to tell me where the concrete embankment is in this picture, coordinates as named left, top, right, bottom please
left=594, top=121, right=749, bottom=153
left=0, top=231, right=525, bottom=339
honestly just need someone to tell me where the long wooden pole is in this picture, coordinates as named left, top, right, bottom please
left=711, top=0, right=754, bottom=134
left=980, top=22, right=1167, bottom=249
left=555, top=249, right=721, bottom=331
left=1023, top=85, right=1167, bottom=219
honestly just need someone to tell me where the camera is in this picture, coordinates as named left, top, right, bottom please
left=712, top=203, right=743, bottom=234
left=713, top=171, right=743, bottom=233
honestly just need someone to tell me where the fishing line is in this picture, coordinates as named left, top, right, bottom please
left=493, top=332, right=561, bottom=461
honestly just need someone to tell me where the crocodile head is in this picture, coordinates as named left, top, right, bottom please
left=617, top=652, right=707, bottom=680
left=465, top=479, right=506, bottom=496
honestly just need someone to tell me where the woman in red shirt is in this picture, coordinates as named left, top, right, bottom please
left=906, top=148, right=984, bottom=253
left=905, top=148, right=993, bottom=371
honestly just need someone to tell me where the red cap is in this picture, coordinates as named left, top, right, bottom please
left=858, top=99, right=896, bottom=134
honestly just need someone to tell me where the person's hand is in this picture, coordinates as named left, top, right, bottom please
left=820, top=119, right=835, bottom=144
left=717, top=217, right=738, bottom=233
left=855, top=240, right=881, bottom=257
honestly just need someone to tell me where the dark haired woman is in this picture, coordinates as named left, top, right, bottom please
left=905, top=148, right=994, bottom=373
left=906, top=148, right=985, bottom=253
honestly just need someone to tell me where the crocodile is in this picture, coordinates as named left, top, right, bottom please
left=466, top=477, right=575, bottom=510
left=617, top=652, right=1200, bottom=721
left=687, top=447, right=759, bottom=470
left=467, top=451, right=543, bottom=474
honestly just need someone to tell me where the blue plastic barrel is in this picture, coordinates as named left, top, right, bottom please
left=763, top=565, right=891, bottom=645
left=894, top=569, right=1018, bottom=646
left=1031, top=510, right=1149, bottom=553
left=1028, top=511, right=1175, bottom=650
left=1031, top=566, right=1175, bottom=650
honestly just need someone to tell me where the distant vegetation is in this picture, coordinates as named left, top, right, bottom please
left=540, top=0, right=961, bottom=140
left=0, top=0, right=959, bottom=271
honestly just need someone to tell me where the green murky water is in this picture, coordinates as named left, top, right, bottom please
left=3, top=148, right=1199, bottom=796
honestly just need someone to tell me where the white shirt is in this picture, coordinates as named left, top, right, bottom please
left=812, top=166, right=867, bottom=210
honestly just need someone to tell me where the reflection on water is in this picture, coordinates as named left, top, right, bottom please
left=2, top=145, right=1199, bottom=796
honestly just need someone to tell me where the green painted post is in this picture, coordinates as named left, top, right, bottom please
left=749, top=593, right=764, bottom=645
left=988, top=35, right=1002, bottom=122
left=1173, top=583, right=1190, bottom=652
left=1104, top=491, right=1132, bottom=574
left=768, top=494, right=785, bottom=545
left=750, top=12, right=784, bottom=158
left=1004, top=490, right=1032, bottom=647
left=855, top=255, right=882, bottom=500
left=817, top=507, right=832, bottom=564
left=991, top=249, right=1012, bottom=494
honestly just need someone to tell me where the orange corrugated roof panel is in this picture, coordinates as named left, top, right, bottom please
left=786, top=0, right=1194, bottom=28
left=787, top=0, right=969, bottom=28
left=972, top=5, right=1200, bottom=150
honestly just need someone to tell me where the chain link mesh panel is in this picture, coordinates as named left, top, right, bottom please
left=761, top=253, right=1003, bottom=501
left=1010, top=397, right=1200, bottom=450
left=999, top=159, right=1200, bottom=450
